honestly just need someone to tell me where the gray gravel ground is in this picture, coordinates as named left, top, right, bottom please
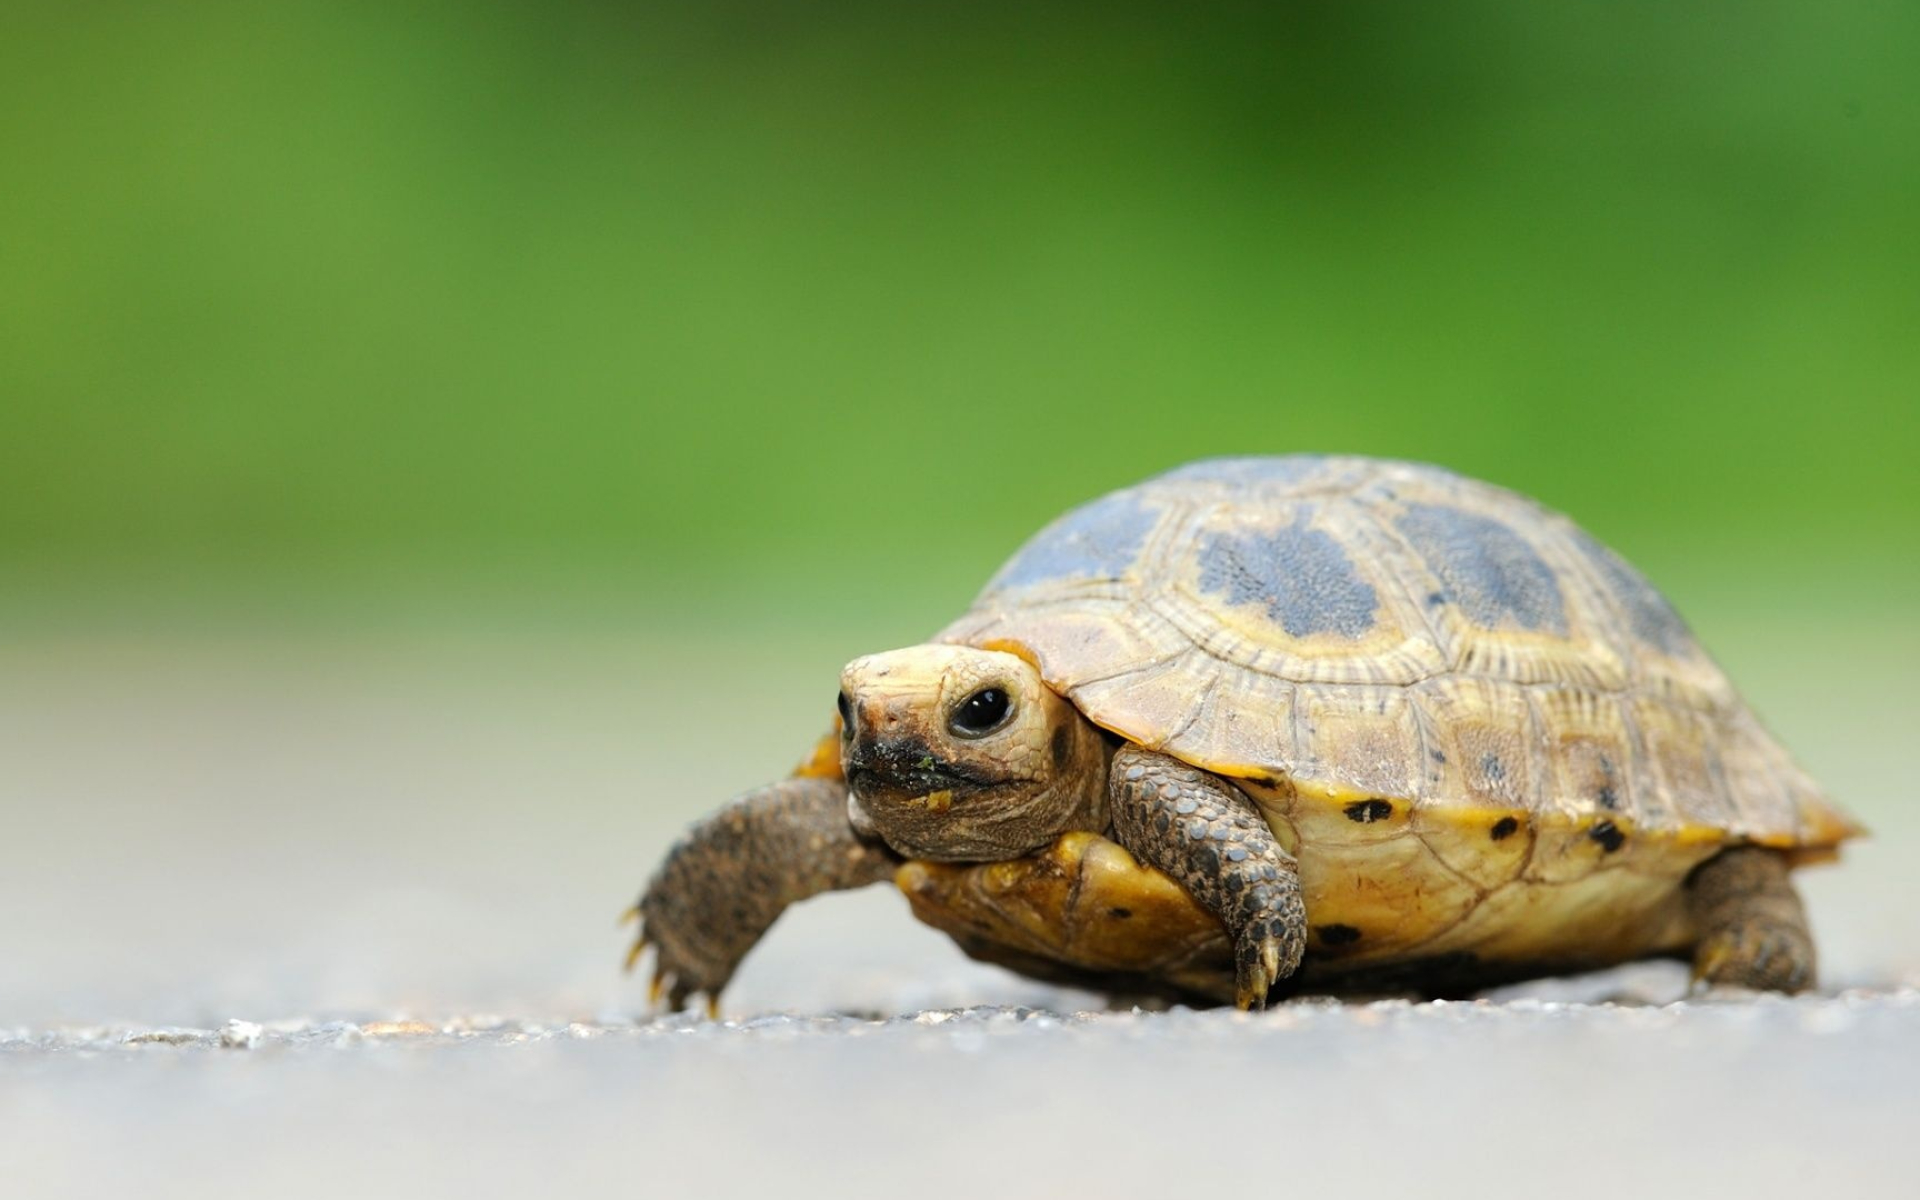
left=3, top=617, right=1916, bottom=1199
left=8, top=990, right=1920, bottom=1200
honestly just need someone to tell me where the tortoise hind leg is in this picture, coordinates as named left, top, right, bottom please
left=1686, top=846, right=1816, bottom=993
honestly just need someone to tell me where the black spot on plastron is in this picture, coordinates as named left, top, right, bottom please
left=1158, top=456, right=1327, bottom=488
left=1489, top=816, right=1519, bottom=841
left=1317, top=924, right=1363, bottom=946
left=1049, top=726, right=1071, bottom=771
left=1108, top=906, right=1132, bottom=919
left=1573, top=531, right=1694, bottom=654
left=988, top=492, right=1161, bottom=591
left=1196, top=516, right=1379, bottom=639
left=1396, top=503, right=1568, bottom=634
left=1343, top=799, right=1394, bottom=823
left=1430, top=748, right=1447, bottom=764
left=1589, top=820, right=1626, bottom=853
left=1480, top=753, right=1506, bottom=782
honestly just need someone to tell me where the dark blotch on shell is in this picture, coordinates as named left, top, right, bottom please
left=1317, top=924, right=1363, bottom=946
left=1574, top=530, right=1694, bottom=654
left=1196, top=515, right=1379, bottom=639
left=1343, top=799, right=1395, bottom=823
left=1397, top=503, right=1569, bottom=635
left=989, top=493, right=1160, bottom=591
left=1589, top=820, right=1626, bottom=853
left=1489, top=816, right=1520, bottom=841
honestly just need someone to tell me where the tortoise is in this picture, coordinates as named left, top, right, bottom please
left=629, top=455, right=1858, bottom=1012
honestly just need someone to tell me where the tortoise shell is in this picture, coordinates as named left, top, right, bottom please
left=929, top=456, right=1857, bottom=979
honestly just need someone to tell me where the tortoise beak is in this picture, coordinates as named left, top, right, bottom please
left=846, top=736, right=1015, bottom=796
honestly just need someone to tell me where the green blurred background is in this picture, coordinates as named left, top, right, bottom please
left=3, top=0, right=1916, bottom=628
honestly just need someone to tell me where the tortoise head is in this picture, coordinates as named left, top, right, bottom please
left=838, top=645, right=1110, bottom=861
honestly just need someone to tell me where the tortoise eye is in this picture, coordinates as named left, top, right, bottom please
left=836, top=690, right=854, bottom=736
left=950, top=687, right=1012, bottom=737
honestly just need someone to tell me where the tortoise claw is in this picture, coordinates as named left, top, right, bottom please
left=1234, top=972, right=1271, bottom=1011
left=621, top=900, right=708, bottom=1014
left=1234, top=927, right=1287, bottom=1011
left=623, top=933, right=650, bottom=974
left=627, top=925, right=723, bottom=1016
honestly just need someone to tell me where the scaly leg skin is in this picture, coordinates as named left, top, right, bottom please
left=629, top=775, right=899, bottom=1014
left=1687, top=846, right=1816, bottom=994
left=1108, top=746, right=1306, bottom=1009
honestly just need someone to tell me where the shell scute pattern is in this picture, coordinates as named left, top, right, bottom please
left=1166, top=498, right=1446, bottom=689
left=1360, top=471, right=1629, bottom=693
left=1632, top=697, right=1737, bottom=831
left=1411, top=677, right=1539, bottom=812
left=1195, top=514, right=1381, bottom=640
left=1572, top=528, right=1695, bottom=656
left=986, top=491, right=1166, bottom=594
left=943, top=455, right=1854, bottom=856
left=1528, top=686, right=1646, bottom=826
left=1290, top=684, right=1424, bottom=811
left=1394, top=501, right=1569, bottom=636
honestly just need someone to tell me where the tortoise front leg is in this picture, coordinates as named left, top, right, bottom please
left=1687, top=846, right=1816, bottom=993
left=630, top=775, right=900, bottom=1013
left=1108, top=746, right=1307, bottom=1009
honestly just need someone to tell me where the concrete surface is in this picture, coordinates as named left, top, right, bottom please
left=2, top=617, right=1916, bottom=1199
left=8, top=990, right=1920, bottom=1200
